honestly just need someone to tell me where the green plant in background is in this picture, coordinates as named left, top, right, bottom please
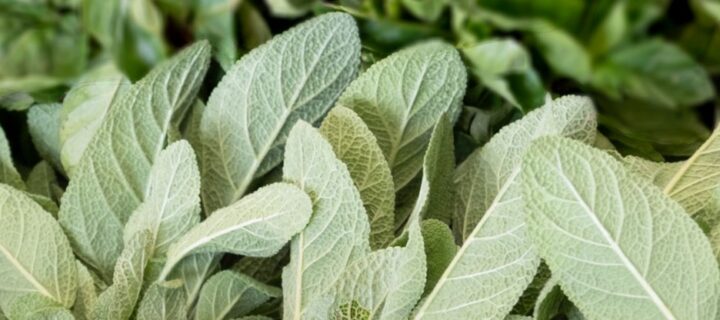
left=2, top=2, right=720, bottom=320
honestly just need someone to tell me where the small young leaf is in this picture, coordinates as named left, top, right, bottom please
left=0, top=125, right=26, bottom=190
left=0, top=184, right=77, bottom=310
left=25, top=161, right=59, bottom=200
left=420, top=219, right=456, bottom=295
left=59, top=42, right=210, bottom=280
left=160, top=183, right=312, bottom=280
left=523, top=136, right=720, bottom=319
left=320, top=106, right=396, bottom=249
left=27, top=103, right=64, bottom=172
left=199, top=12, right=360, bottom=213
left=339, top=40, right=466, bottom=191
left=196, top=271, right=281, bottom=320
left=282, top=122, right=370, bottom=319
left=73, top=261, right=98, bottom=320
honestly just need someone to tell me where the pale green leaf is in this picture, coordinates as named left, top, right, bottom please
left=527, top=21, right=591, bottom=83
left=60, top=63, right=130, bottom=176
left=420, top=219, right=456, bottom=295
left=93, top=230, right=153, bottom=320
left=523, top=137, right=720, bottom=319
left=6, top=293, right=74, bottom=320
left=320, top=219, right=426, bottom=320
left=320, top=106, right=395, bottom=249
left=58, top=42, right=210, bottom=280
left=160, top=182, right=312, bottom=280
left=165, top=253, right=220, bottom=314
left=0, top=125, right=25, bottom=190
left=0, top=184, right=77, bottom=310
left=199, top=12, right=360, bottom=213
left=193, top=0, right=241, bottom=70
left=533, top=278, right=586, bottom=320
left=196, top=271, right=281, bottom=320
left=124, top=140, right=201, bottom=260
left=281, top=122, right=370, bottom=319
left=136, top=280, right=187, bottom=320
left=264, top=0, right=317, bottom=18
left=401, top=0, right=447, bottom=22
left=623, top=156, right=682, bottom=188
left=26, top=161, right=59, bottom=200
left=339, top=40, right=466, bottom=191
left=27, top=103, right=63, bottom=173
left=414, top=96, right=596, bottom=320
left=72, top=261, right=97, bottom=320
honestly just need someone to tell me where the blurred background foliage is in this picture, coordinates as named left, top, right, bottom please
left=1, top=0, right=719, bottom=172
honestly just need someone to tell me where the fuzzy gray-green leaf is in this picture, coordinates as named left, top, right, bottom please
left=0, top=125, right=25, bottom=190
left=339, top=40, right=466, bottom=191
left=58, top=42, right=210, bottom=280
left=196, top=271, right=281, bottom=320
left=199, top=12, right=360, bottom=213
left=320, top=106, right=395, bottom=249
left=27, top=103, right=63, bottom=172
left=523, top=137, right=720, bottom=319
left=136, top=281, right=187, bottom=320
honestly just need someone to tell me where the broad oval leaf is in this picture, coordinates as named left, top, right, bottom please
left=58, top=41, right=211, bottom=280
left=413, top=96, right=596, bottom=320
left=281, top=121, right=370, bottom=319
left=199, top=12, right=360, bottom=213
left=338, top=40, right=466, bottom=191
left=523, top=137, right=720, bottom=320
left=320, top=106, right=395, bottom=249
left=0, top=184, right=77, bottom=310
left=196, top=271, right=281, bottom=320
left=159, top=182, right=312, bottom=280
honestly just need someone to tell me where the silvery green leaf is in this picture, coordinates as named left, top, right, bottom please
left=58, top=42, right=210, bottom=280
left=72, top=261, right=97, bottom=320
left=0, top=125, right=25, bottom=190
left=27, top=103, right=63, bottom=172
left=512, top=262, right=551, bottom=315
left=93, top=230, right=153, bottom=320
left=523, top=137, right=720, bottom=319
left=160, top=182, right=312, bottom=280
left=136, top=280, right=187, bottom=320
left=26, top=193, right=59, bottom=217
left=0, top=184, right=77, bottom=310
left=533, top=277, right=585, bottom=320
left=60, top=63, right=129, bottom=176
left=320, top=106, right=395, bottom=249
left=282, top=122, right=370, bottom=319
left=196, top=271, right=281, bottom=320
left=414, top=96, right=596, bottom=320
left=182, top=100, right=205, bottom=154
left=26, top=161, right=59, bottom=200
left=322, top=218, right=425, bottom=320
left=339, top=40, right=466, bottom=191
left=199, top=12, right=360, bottom=213
left=656, top=124, right=720, bottom=216
left=406, top=114, right=454, bottom=225
left=166, top=253, right=220, bottom=314
left=124, top=140, right=201, bottom=259
left=6, top=293, right=74, bottom=320
left=623, top=156, right=682, bottom=188
left=419, top=219, right=456, bottom=295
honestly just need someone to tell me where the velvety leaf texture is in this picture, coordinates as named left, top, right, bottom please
left=338, top=40, right=466, bottom=191
left=199, top=12, right=360, bottom=213
left=523, top=136, right=720, bottom=320
left=196, top=271, right=281, bottom=320
left=58, top=41, right=210, bottom=280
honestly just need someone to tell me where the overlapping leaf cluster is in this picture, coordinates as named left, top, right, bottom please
left=1, top=9, right=720, bottom=320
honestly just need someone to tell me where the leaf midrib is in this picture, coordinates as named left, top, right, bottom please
left=0, top=242, right=55, bottom=301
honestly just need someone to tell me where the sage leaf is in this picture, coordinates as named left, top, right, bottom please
left=0, top=184, right=77, bottom=310
left=414, top=96, right=596, bottom=320
left=199, top=12, right=360, bottom=213
left=136, top=281, right=187, bottom=320
left=281, top=121, right=370, bottom=319
left=320, top=106, right=396, bottom=249
left=159, top=182, right=312, bottom=280
left=523, top=136, right=720, bottom=319
left=0, top=125, right=25, bottom=190
left=73, top=261, right=97, bottom=320
left=339, top=40, right=466, bottom=191
left=420, top=219, right=456, bottom=295
left=196, top=271, right=281, bottom=320
left=27, top=103, right=63, bottom=172
left=25, top=161, right=59, bottom=201
left=6, top=293, right=74, bottom=320
left=58, top=41, right=210, bottom=280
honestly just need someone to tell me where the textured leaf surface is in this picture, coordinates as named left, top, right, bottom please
left=93, top=231, right=153, bottom=320
left=321, top=219, right=426, bottom=320
left=165, top=253, right=219, bottom=314
left=124, top=140, right=201, bottom=259
left=60, top=63, right=129, bottom=176
left=414, top=96, right=596, bottom=320
left=160, top=183, right=312, bottom=280
left=26, top=161, right=59, bottom=201
left=523, top=137, right=720, bottom=320
left=282, top=122, right=370, bottom=319
left=136, top=281, right=187, bottom=320
left=27, top=103, right=63, bottom=172
left=0, top=184, right=77, bottom=310
left=320, top=106, right=395, bottom=249
left=58, top=42, right=210, bottom=279
left=0, top=126, right=25, bottom=190
left=6, top=293, right=74, bottom=320
left=73, top=261, right=97, bottom=320
left=339, top=40, right=466, bottom=190
left=196, top=271, right=281, bottom=320
left=199, top=12, right=360, bottom=212
left=420, top=219, right=456, bottom=295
